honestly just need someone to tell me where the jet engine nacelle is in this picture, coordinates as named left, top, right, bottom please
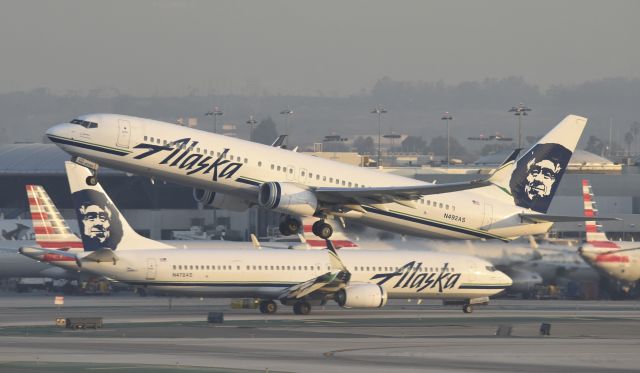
left=335, top=283, right=388, bottom=308
left=258, top=182, right=318, bottom=216
left=192, top=189, right=250, bottom=212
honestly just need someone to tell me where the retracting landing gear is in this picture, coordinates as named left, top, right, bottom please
left=72, top=156, right=100, bottom=186
left=259, top=300, right=278, bottom=314
left=312, top=220, right=333, bottom=239
left=293, top=301, right=311, bottom=315
left=462, top=304, right=473, bottom=314
left=279, top=217, right=301, bottom=236
left=86, top=175, right=98, bottom=186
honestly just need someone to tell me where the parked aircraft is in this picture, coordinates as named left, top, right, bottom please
left=20, top=162, right=512, bottom=314
left=47, top=114, right=591, bottom=240
left=579, top=179, right=640, bottom=285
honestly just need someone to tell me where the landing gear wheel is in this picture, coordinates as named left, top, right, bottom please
left=462, top=304, right=473, bottom=314
left=86, top=175, right=98, bottom=186
left=312, top=221, right=333, bottom=239
left=279, top=217, right=301, bottom=236
left=293, top=301, right=311, bottom=315
left=259, top=300, right=278, bottom=314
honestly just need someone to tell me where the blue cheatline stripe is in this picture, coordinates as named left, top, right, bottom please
left=124, top=281, right=295, bottom=287
left=362, top=205, right=507, bottom=241
left=236, top=177, right=261, bottom=186
left=48, top=135, right=130, bottom=156
left=458, top=285, right=507, bottom=289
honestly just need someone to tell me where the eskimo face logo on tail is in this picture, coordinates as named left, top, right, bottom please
left=509, top=143, right=572, bottom=213
left=72, top=190, right=123, bottom=251
left=133, top=138, right=243, bottom=181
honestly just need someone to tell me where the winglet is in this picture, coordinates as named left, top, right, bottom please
left=250, top=234, right=262, bottom=250
left=325, top=240, right=348, bottom=272
left=271, top=135, right=287, bottom=148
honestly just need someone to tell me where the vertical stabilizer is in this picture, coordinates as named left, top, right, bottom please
left=581, top=179, right=610, bottom=242
left=26, top=185, right=82, bottom=250
left=65, top=161, right=171, bottom=251
left=504, top=115, right=587, bottom=213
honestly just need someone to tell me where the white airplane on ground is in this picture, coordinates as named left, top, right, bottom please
left=579, top=179, right=640, bottom=285
left=0, top=186, right=82, bottom=279
left=47, top=114, right=592, bottom=240
left=20, top=162, right=512, bottom=315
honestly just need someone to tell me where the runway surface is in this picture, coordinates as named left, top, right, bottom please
left=0, top=293, right=639, bottom=372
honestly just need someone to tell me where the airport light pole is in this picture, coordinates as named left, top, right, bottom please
left=246, top=115, right=257, bottom=141
left=205, top=106, right=223, bottom=134
left=508, top=103, right=531, bottom=149
left=441, top=112, right=453, bottom=168
left=371, top=106, right=387, bottom=167
left=280, top=109, right=294, bottom=147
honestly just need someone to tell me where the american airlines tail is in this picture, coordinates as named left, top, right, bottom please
left=582, top=179, right=610, bottom=243
left=26, top=185, right=82, bottom=250
left=65, top=161, right=171, bottom=251
left=489, top=115, right=587, bottom=213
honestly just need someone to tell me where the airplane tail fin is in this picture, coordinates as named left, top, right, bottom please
left=581, top=179, right=609, bottom=242
left=26, top=185, right=83, bottom=250
left=301, top=217, right=358, bottom=249
left=494, top=115, right=587, bottom=213
left=65, top=161, right=171, bottom=251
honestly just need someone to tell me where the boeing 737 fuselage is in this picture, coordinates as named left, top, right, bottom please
left=46, top=114, right=587, bottom=241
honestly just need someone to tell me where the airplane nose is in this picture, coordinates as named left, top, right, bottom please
left=498, top=270, right=513, bottom=287
left=46, top=123, right=70, bottom=140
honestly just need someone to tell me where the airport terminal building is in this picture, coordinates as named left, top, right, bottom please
left=0, top=143, right=638, bottom=242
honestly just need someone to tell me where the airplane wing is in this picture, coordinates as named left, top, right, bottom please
left=19, top=246, right=77, bottom=263
left=519, top=214, right=621, bottom=223
left=279, top=242, right=351, bottom=300
left=314, top=179, right=491, bottom=204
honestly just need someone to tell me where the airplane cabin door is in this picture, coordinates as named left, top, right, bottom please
left=482, top=204, right=493, bottom=230
left=116, top=119, right=131, bottom=148
left=145, top=258, right=157, bottom=280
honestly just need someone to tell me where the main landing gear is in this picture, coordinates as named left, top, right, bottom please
left=312, top=220, right=333, bottom=239
left=86, top=175, right=98, bottom=186
left=462, top=304, right=474, bottom=314
left=293, top=301, right=311, bottom=315
left=279, top=217, right=301, bottom=236
left=259, top=300, right=278, bottom=314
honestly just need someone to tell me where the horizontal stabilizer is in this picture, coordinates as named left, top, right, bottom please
left=80, top=248, right=118, bottom=263
left=519, top=213, right=620, bottom=223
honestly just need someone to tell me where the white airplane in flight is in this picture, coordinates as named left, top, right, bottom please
left=47, top=114, right=589, bottom=241
left=21, top=162, right=512, bottom=315
left=579, top=179, right=640, bottom=286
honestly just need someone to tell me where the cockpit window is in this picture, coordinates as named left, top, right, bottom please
left=486, top=266, right=496, bottom=272
left=70, top=119, right=98, bottom=129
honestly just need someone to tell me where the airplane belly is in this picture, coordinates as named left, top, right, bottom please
left=144, top=285, right=285, bottom=298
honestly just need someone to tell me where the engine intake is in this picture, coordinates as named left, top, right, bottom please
left=335, top=284, right=388, bottom=308
left=258, top=182, right=318, bottom=216
left=193, top=189, right=250, bottom=212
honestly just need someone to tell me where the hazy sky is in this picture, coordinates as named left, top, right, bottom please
left=1, top=0, right=639, bottom=96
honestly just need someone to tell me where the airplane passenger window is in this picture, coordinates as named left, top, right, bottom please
left=342, top=181, right=346, bottom=186
left=244, top=158, right=248, bottom=164
left=246, top=265, right=250, bottom=270
left=304, top=266, right=308, bottom=270
left=173, top=265, right=176, bottom=270
left=301, top=171, right=305, bottom=176
left=190, top=265, right=193, bottom=270
left=348, top=182, right=352, bottom=187
left=144, top=136, right=148, bottom=141
left=289, top=169, right=293, bottom=174
left=452, top=206, right=456, bottom=211
left=157, top=139, right=161, bottom=144
left=258, top=266, right=262, bottom=270
left=298, top=266, right=302, bottom=270
left=355, top=183, right=358, bottom=187
left=439, top=203, right=443, bottom=208
left=150, top=137, right=155, bottom=142
left=336, top=179, right=340, bottom=184
left=252, top=265, right=256, bottom=270
left=287, top=265, right=291, bottom=270
left=283, top=167, right=287, bottom=173
left=237, top=266, right=240, bottom=270
left=270, top=265, right=274, bottom=270
left=258, top=161, right=262, bottom=167
left=197, top=148, right=201, bottom=152
left=329, top=178, right=333, bottom=183
left=323, top=176, right=326, bottom=181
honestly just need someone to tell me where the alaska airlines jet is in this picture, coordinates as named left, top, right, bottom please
left=21, top=163, right=511, bottom=314
left=46, top=114, right=588, bottom=241
left=579, top=179, right=640, bottom=285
